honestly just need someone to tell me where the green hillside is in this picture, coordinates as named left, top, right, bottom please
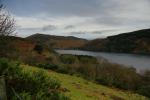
left=23, top=65, right=148, bottom=100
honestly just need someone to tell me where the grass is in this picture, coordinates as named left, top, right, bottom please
left=22, top=64, right=148, bottom=100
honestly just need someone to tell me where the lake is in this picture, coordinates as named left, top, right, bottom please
left=56, top=50, right=150, bottom=71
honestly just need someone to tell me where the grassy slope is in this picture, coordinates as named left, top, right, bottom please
left=22, top=65, right=148, bottom=100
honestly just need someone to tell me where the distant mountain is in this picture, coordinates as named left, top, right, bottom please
left=81, top=29, right=150, bottom=54
left=26, top=33, right=88, bottom=49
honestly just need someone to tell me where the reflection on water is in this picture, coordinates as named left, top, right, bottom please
left=56, top=50, right=150, bottom=71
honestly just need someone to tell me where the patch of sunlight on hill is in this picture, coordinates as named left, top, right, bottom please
left=21, top=65, right=148, bottom=100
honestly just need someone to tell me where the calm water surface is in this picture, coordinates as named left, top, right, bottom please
left=56, top=50, right=150, bottom=71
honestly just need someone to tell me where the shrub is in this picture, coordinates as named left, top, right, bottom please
left=11, top=92, right=32, bottom=100
left=12, top=92, right=69, bottom=100
left=60, top=55, right=77, bottom=64
left=76, top=64, right=97, bottom=80
left=57, top=65, right=71, bottom=74
left=0, top=58, right=10, bottom=75
left=77, top=55, right=98, bottom=64
left=137, top=85, right=150, bottom=98
left=0, top=58, right=69, bottom=100
left=137, top=70, right=150, bottom=97
left=34, top=44, right=43, bottom=54
left=95, top=62, right=141, bottom=90
left=37, top=63, right=58, bottom=70
left=0, top=58, right=21, bottom=76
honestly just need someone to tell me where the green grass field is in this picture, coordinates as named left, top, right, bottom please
left=22, top=65, right=148, bottom=100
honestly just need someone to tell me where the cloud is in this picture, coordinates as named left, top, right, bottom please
left=15, top=16, right=50, bottom=29
left=68, top=29, right=118, bottom=35
left=64, top=25, right=75, bottom=29
left=6, top=0, right=150, bottom=18
left=4, top=0, right=150, bottom=39
left=69, top=31, right=86, bottom=35
left=42, top=25, right=57, bottom=31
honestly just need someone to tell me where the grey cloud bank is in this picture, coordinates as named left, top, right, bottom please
left=3, top=0, right=150, bottom=39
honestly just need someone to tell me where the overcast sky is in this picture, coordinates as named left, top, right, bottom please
left=3, top=0, right=150, bottom=39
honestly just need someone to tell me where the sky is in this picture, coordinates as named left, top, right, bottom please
left=2, top=0, right=150, bottom=39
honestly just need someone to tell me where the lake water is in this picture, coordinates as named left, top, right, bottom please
left=56, top=50, right=150, bottom=71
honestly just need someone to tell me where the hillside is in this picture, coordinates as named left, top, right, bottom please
left=82, top=29, right=150, bottom=54
left=0, top=36, right=59, bottom=64
left=26, top=33, right=88, bottom=49
left=1, top=58, right=148, bottom=99
left=24, top=65, right=148, bottom=100
left=1, top=36, right=150, bottom=99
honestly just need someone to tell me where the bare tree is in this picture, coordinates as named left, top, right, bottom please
left=0, top=4, right=15, bottom=36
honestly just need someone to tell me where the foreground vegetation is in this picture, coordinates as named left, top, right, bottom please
left=0, top=58, right=148, bottom=100
left=0, top=58, right=69, bottom=100
left=37, top=54, right=150, bottom=98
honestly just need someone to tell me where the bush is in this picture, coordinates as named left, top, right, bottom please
left=12, top=92, right=69, bottom=100
left=0, top=58, right=21, bottom=76
left=57, top=65, right=71, bottom=74
left=95, top=63, right=141, bottom=90
left=77, top=55, right=98, bottom=64
left=137, top=70, right=150, bottom=97
left=0, top=58, right=69, bottom=100
left=37, top=63, right=75, bottom=75
left=60, top=55, right=77, bottom=64
left=76, top=64, right=97, bottom=80
left=34, top=44, right=43, bottom=54
left=137, top=85, right=150, bottom=97
left=60, top=54, right=98, bottom=64
left=0, top=58, right=11, bottom=75
left=37, top=63, right=58, bottom=70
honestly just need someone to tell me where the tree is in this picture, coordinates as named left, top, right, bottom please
left=0, top=3, right=15, bottom=36
left=34, top=44, right=43, bottom=54
left=0, top=2, right=16, bottom=57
